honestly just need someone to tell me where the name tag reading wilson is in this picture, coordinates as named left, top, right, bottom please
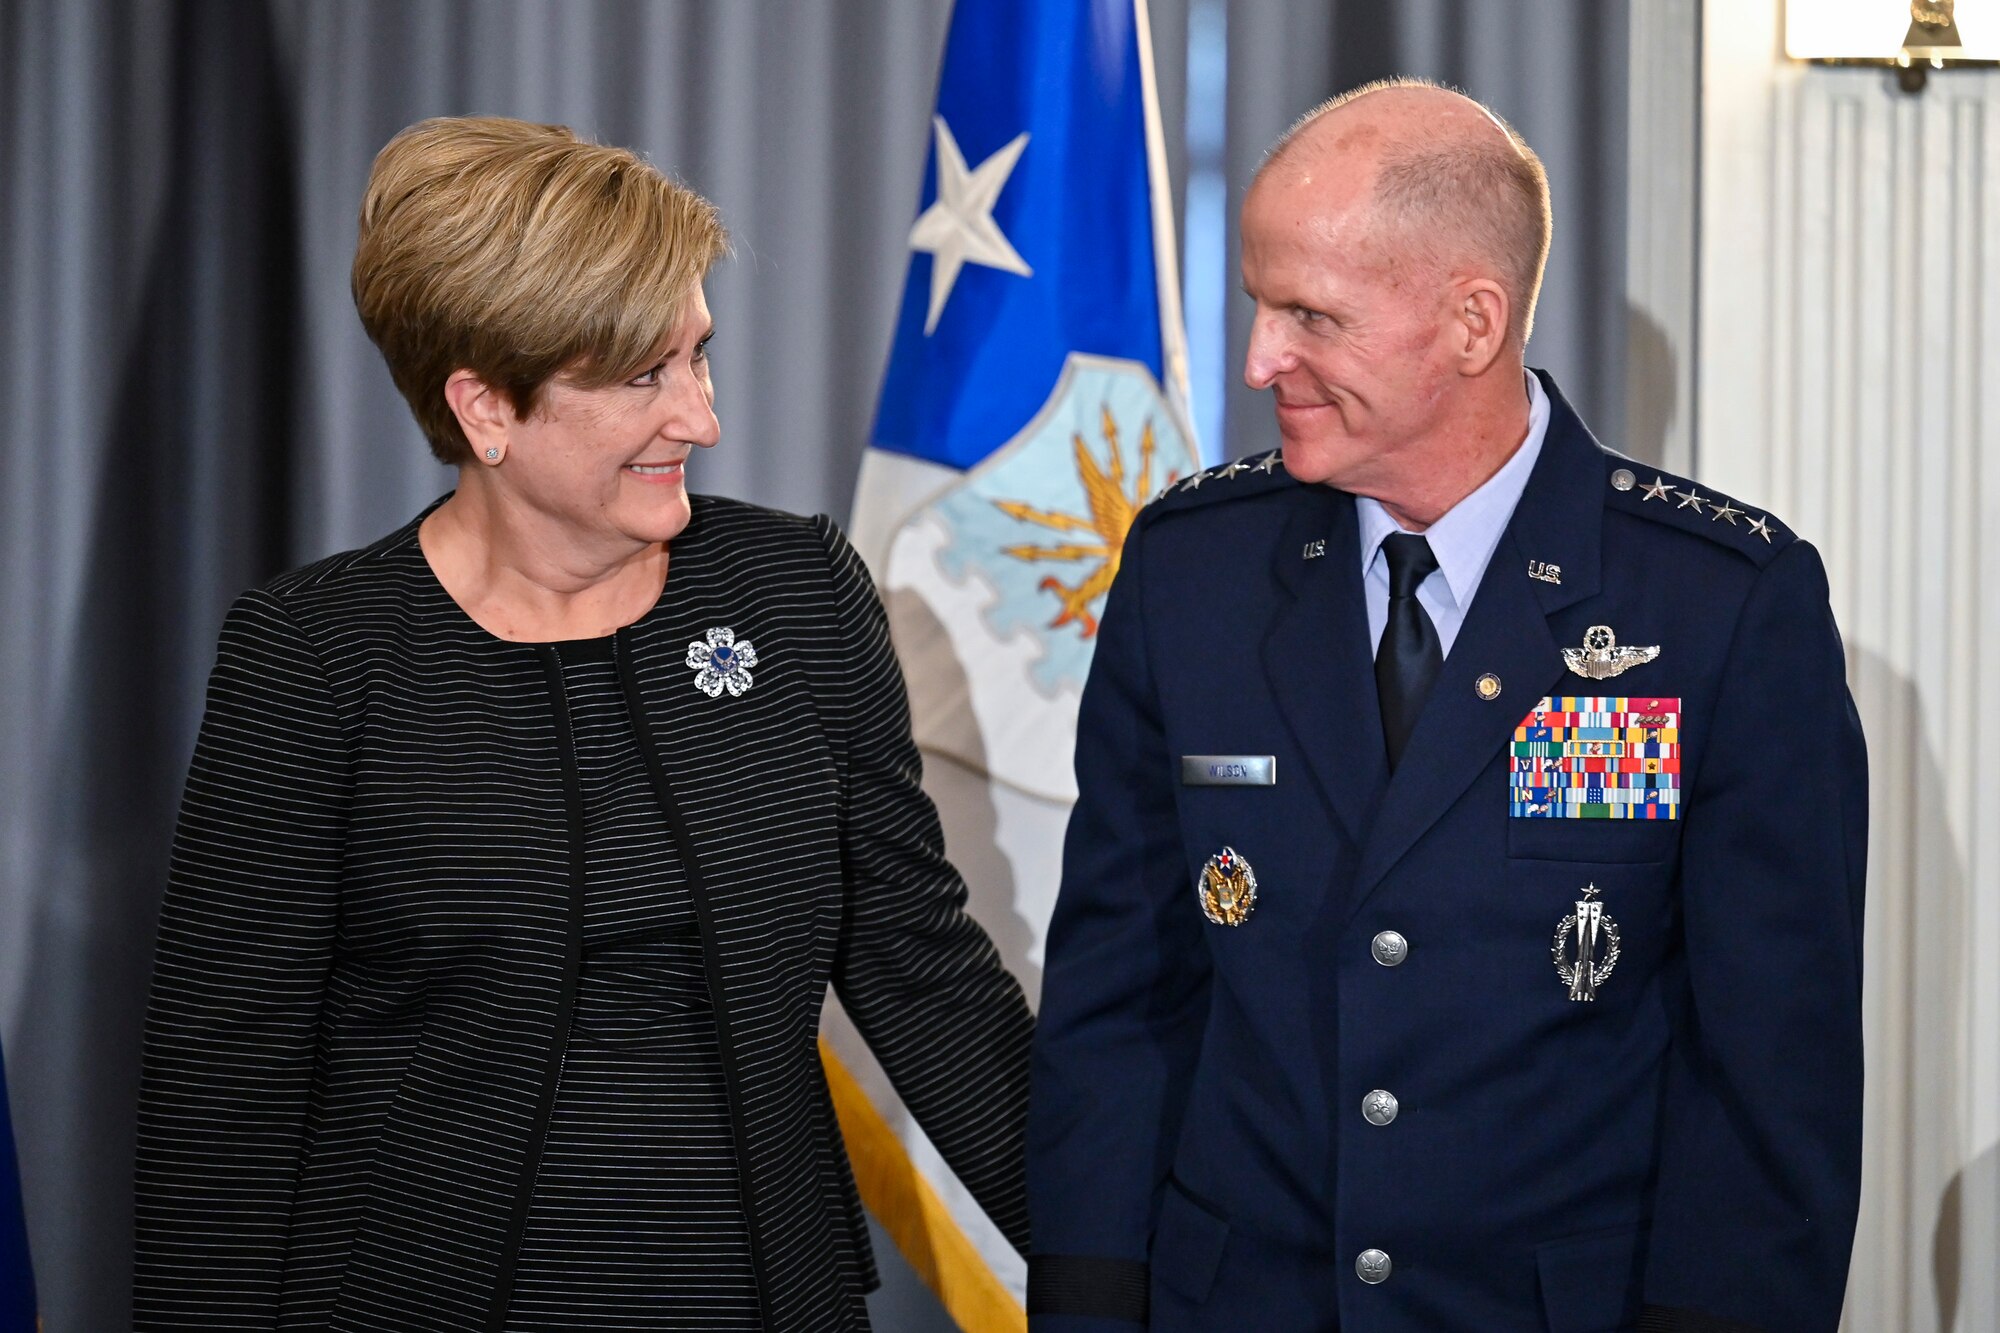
left=1181, top=755, right=1276, bottom=787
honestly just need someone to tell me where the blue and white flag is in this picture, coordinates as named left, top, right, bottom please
left=852, top=0, right=1195, bottom=805
left=829, top=0, right=1194, bottom=1324
left=0, top=1039, right=36, bottom=1332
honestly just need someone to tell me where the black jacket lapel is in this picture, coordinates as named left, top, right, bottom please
left=1260, top=486, right=1388, bottom=849
left=1347, top=372, right=1609, bottom=909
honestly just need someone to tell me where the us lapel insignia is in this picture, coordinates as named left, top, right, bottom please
left=1197, top=846, right=1258, bottom=926
left=1552, top=883, right=1620, bottom=1001
left=686, top=627, right=758, bottom=697
left=1562, top=624, right=1659, bottom=680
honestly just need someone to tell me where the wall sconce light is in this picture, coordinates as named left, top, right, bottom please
left=1786, top=0, right=1999, bottom=91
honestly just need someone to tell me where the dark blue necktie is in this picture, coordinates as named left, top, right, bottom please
left=1376, top=533, right=1442, bottom=771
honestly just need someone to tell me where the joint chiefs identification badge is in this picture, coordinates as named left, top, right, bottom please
left=1198, top=846, right=1258, bottom=926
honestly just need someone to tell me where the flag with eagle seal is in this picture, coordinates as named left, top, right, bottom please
left=830, top=0, right=1198, bottom=1325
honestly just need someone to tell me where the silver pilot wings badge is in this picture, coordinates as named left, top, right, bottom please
left=1562, top=625, right=1659, bottom=681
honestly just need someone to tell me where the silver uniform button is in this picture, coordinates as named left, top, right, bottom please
left=1356, top=1249, right=1393, bottom=1284
left=1370, top=930, right=1408, bottom=967
left=1610, top=467, right=1636, bottom=491
left=1362, top=1089, right=1399, bottom=1126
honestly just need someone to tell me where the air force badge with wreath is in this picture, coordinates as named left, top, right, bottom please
left=1553, top=883, right=1620, bottom=1001
left=1197, top=846, right=1258, bottom=926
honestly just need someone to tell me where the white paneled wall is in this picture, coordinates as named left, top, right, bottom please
left=1626, top=0, right=1700, bottom=476
left=1697, top=5, right=2000, bottom=1328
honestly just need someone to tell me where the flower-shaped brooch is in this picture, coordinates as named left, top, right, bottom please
left=686, top=626, right=757, bottom=697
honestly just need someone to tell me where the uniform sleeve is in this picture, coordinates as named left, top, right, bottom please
left=1026, top=521, right=1211, bottom=1330
left=134, top=590, right=349, bottom=1329
left=1642, top=540, right=1867, bottom=1332
left=813, top=517, right=1036, bottom=1256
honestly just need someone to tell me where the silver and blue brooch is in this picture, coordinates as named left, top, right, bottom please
left=686, top=627, right=757, bottom=697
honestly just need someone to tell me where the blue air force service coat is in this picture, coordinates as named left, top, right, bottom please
left=1026, top=373, right=1867, bottom=1333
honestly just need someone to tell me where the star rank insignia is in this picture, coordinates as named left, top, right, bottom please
left=1611, top=466, right=1793, bottom=562
left=1143, top=449, right=1290, bottom=516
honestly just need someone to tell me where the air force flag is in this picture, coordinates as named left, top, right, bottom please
left=851, top=0, right=1195, bottom=802
left=829, top=0, right=1193, bottom=1326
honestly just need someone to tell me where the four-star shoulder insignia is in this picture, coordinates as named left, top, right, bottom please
left=1143, top=449, right=1797, bottom=565
left=1603, top=458, right=1793, bottom=567
left=1140, top=450, right=1294, bottom=523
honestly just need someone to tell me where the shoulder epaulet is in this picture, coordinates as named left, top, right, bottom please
left=1601, top=456, right=1797, bottom=568
left=1136, top=449, right=1296, bottom=526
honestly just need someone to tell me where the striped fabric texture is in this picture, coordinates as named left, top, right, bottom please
left=506, top=634, right=757, bottom=1328
left=134, top=496, right=1033, bottom=1332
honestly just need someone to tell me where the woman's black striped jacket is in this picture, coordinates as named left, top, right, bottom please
left=134, top=495, right=1034, bottom=1331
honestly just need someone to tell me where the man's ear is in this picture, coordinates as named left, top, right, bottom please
left=1454, top=278, right=1511, bottom=377
left=445, top=369, right=514, bottom=465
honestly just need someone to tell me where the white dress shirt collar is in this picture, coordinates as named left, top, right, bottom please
left=1356, top=373, right=1551, bottom=653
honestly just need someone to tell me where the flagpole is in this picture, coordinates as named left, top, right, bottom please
left=1133, top=0, right=1197, bottom=455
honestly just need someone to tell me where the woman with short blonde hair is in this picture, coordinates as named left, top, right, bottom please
left=353, top=117, right=729, bottom=465
left=135, top=116, right=1031, bottom=1332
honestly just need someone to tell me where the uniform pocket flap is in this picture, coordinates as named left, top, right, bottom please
left=1536, top=1222, right=1647, bottom=1333
left=1508, top=815, right=1680, bottom=863
left=1151, top=1178, right=1230, bottom=1305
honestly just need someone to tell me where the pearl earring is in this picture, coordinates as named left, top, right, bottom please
left=485, top=448, right=499, bottom=460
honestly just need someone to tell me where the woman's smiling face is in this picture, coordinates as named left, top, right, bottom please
left=491, top=284, right=720, bottom=549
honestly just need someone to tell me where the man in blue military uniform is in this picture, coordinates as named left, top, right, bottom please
left=1025, top=80, right=1866, bottom=1332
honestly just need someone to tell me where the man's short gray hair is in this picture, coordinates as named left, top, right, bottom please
left=1265, top=77, right=1554, bottom=346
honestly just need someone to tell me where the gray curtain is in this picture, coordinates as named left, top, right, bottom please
left=0, top=3, right=1619, bottom=1329
left=1221, top=0, right=1629, bottom=462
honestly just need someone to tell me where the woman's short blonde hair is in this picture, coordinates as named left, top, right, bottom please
left=352, top=116, right=728, bottom=464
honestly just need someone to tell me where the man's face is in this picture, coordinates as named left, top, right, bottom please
left=1239, top=170, right=1459, bottom=494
